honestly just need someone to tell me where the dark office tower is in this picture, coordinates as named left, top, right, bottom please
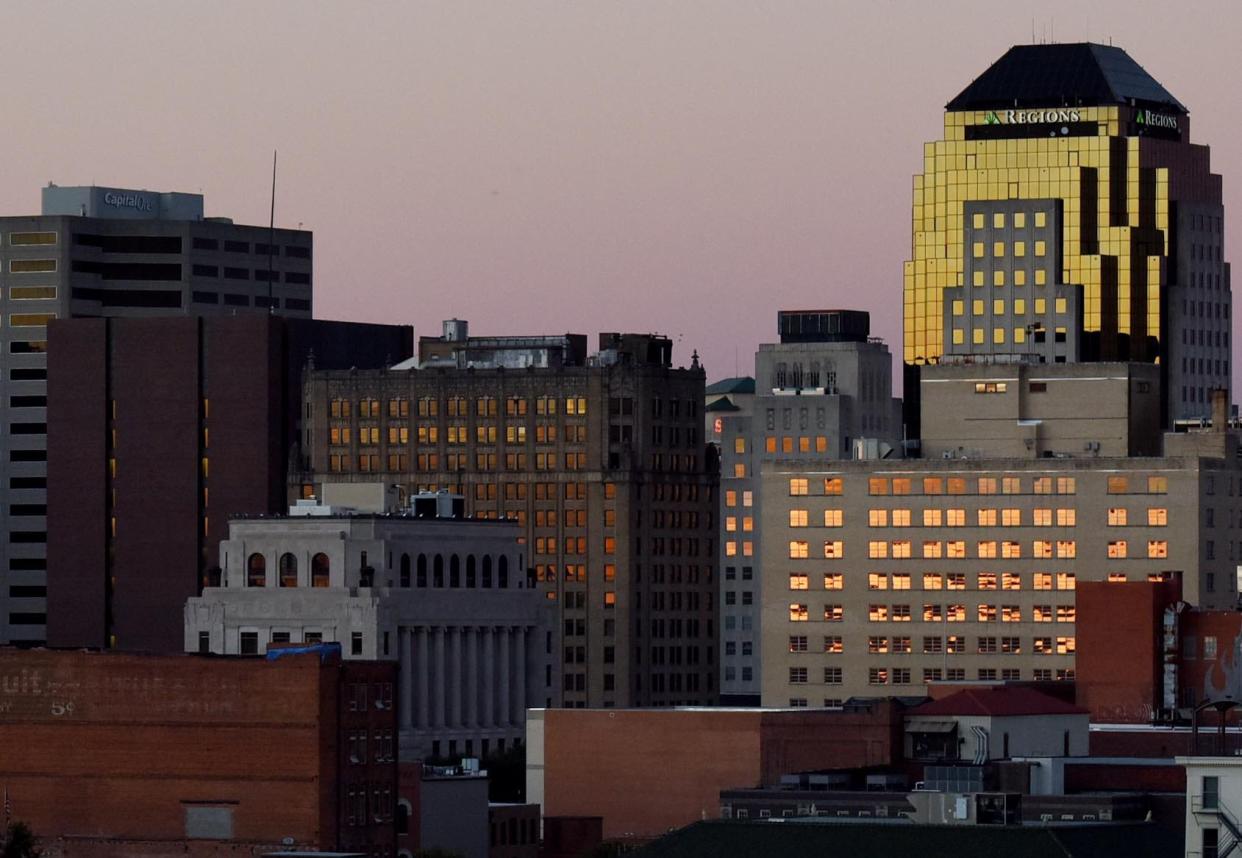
left=904, top=44, right=1229, bottom=430
left=0, top=184, right=318, bottom=646
left=45, top=315, right=413, bottom=651
left=299, top=321, right=720, bottom=708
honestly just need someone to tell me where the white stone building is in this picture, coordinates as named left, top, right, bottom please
left=185, top=498, right=556, bottom=760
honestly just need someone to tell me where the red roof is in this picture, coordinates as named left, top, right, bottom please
left=908, top=686, right=1089, bottom=718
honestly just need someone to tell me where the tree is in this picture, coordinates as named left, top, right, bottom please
left=1, top=822, right=41, bottom=858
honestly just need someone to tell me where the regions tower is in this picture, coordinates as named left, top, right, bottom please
left=904, top=44, right=1229, bottom=429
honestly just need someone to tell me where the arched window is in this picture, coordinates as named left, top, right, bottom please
left=278, top=553, right=297, bottom=587
left=449, top=555, right=461, bottom=588
left=396, top=800, right=411, bottom=836
left=416, top=554, right=427, bottom=588
left=433, top=555, right=444, bottom=587
left=400, top=554, right=411, bottom=588
left=482, top=555, right=492, bottom=588
left=466, top=555, right=477, bottom=588
left=498, top=555, right=509, bottom=589
left=311, top=553, right=330, bottom=588
left=247, top=553, right=266, bottom=588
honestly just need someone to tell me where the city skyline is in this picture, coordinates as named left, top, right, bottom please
left=1, top=2, right=1238, bottom=394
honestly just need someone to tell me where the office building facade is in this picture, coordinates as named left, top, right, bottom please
left=1, top=184, right=319, bottom=646
left=904, top=44, right=1230, bottom=426
left=716, top=310, right=902, bottom=703
left=47, top=314, right=413, bottom=651
left=185, top=502, right=553, bottom=760
left=760, top=424, right=1242, bottom=706
left=300, top=323, right=718, bottom=708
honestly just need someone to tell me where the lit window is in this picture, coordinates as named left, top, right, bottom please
left=993, top=299, right=1005, bottom=315
left=1034, top=240, right=1046, bottom=256
left=823, top=510, right=843, bottom=527
left=823, top=478, right=843, bottom=496
left=788, top=541, right=809, bottom=559
left=789, top=478, right=808, bottom=496
left=1148, top=540, right=1169, bottom=559
left=923, top=573, right=943, bottom=590
left=1108, top=573, right=1128, bottom=583
left=868, top=605, right=888, bottom=622
left=993, top=213, right=1005, bottom=229
left=1148, top=508, right=1168, bottom=526
left=789, top=604, right=809, bottom=622
left=993, top=241, right=1005, bottom=257
left=952, top=300, right=964, bottom=316
left=1033, top=509, right=1052, bottom=527
left=868, top=541, right=888, bottom=559
left=1014, top=241, right=1026, bottom=257
left=993, top=271, right=1005, bottom=287
left=973, top=271, right=985, bottom=287
left=1108, top=508, right=1128, bottom=526
left=824, top=605, right=843, bottom=622
left=1035, top=269, right=1047, bottom=285
left=789, top=574, right=809, bottom=590
left=823, top=574, right=844, bottom=590
left=823, top=541, right=844, bottom=559
left=972, top=242, right=984, bottom=258
left=892, top=574, right=911, bottom=590
left=1034, top=211, right=1046, bottom=228
left=1033, top=573, right=1053, bottom=590
left=1148, top=476, right=1168, bottom=493
left=1056, top=540, right=1076, bottom=558
left=869, top=509, right=888, bottom=527
left=788, top=510, right=808, bottom=528
left=923, top=509, right=942, bottom=526
left=868, top=573, right=888, bottom=591
left=978, top=572, right=997, bottom=590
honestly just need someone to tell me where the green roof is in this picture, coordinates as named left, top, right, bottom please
left=705, top=377, right=755, bottom=395
left=633, top=820, right=1180, bottom=858
left=705, top=397, right=741, bottom=413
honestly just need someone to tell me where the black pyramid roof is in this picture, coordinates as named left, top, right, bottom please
left=947, top=43, right=1185, bottom=114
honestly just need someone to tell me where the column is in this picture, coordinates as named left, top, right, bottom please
left=399, top=626, right=413, bottom=730
left=416, top=626, right=430, bottom=729
left=481, top=626, right=495, bottom=727
left=449, top=626, right=463, bottom=728
left=465, top=626, right=479, bottom=728
left=513, top=627, right=527, bottom=725
left=498, top=625, right=511, bottom=728
left=433, top=626, right=447, bottom=728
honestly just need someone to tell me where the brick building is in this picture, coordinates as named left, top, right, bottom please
left=525, top=703, right=903, bottom=838
left=300, top=322, right=718, bottom=708
left=0, top=645, right=396, bottom=856
left=46, top=314, right=412, bottom=651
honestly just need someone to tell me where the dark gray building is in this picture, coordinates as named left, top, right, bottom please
left=2, top=184, right=314, bottom=646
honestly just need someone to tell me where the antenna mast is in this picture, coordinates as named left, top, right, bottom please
left=267, top=150, right=277, bottom=314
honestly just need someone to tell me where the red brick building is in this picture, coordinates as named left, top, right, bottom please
left=526, top=703, right=903, bottom=838
left=46, top=315, right=412, bottom=652
left=0, top=646, right=396, bottom=856
left=1077, top=578, right=1242, bottom=724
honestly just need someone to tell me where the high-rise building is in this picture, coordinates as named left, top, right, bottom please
left=47, top=314, right=413, bottom=651
left=760, top=382, right=1241, bottom=707
left=904, top=44, right=1230, bottom=428
left=299, top=321, right=719, bottom=708
left=1, top=184, right=318, bottom=646
left=714, top=310, right=902, bottom=704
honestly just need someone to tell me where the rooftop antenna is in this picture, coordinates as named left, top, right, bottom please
left=267, top=150, right=277, bottom=314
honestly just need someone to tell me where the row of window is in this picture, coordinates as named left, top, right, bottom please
left=334, top=424, right=590, bottom=445
left=791, top=507, right=1167, bottom=527
left=788, top=474, right=1171, bottom=497
left=332, top=395, right=587, bottom=419
left=789, top=601, right=1080, bottom=623
left=329, top=451, right=594, bottom=473
left=789, top=538, right=1170, bottom=559
left=790, top=633, right=1075, bottom=654
left=791, top=571, right=1079, bottom=591
left=781, top=666, right=1076, bottom=694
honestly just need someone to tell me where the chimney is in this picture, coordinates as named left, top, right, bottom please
left=1212, top=388, right=1229, bottom=433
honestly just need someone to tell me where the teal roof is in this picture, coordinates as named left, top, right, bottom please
left=706, top=377, right=755, bottom=395
left=705, top=397, right=741, bottom=413
left=635, top=820, right=1179, bottom=858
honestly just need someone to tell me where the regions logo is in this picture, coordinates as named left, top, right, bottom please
left=1135, top=109, right=1178, bottom=131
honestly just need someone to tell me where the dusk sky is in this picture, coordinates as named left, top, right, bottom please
left=4, top=1, right=1239, bottom=391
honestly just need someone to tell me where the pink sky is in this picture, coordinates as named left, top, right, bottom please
left=2, top=1, right=1238, bottom=392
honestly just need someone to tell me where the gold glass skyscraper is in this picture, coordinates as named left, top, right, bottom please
left=904, top=44, right=1229, bottom=424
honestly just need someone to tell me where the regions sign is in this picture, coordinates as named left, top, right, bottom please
left=985, top=109, right=1082, bottom=125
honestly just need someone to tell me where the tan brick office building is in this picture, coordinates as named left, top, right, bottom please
left=761, top=426, right=1242, bottom=706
